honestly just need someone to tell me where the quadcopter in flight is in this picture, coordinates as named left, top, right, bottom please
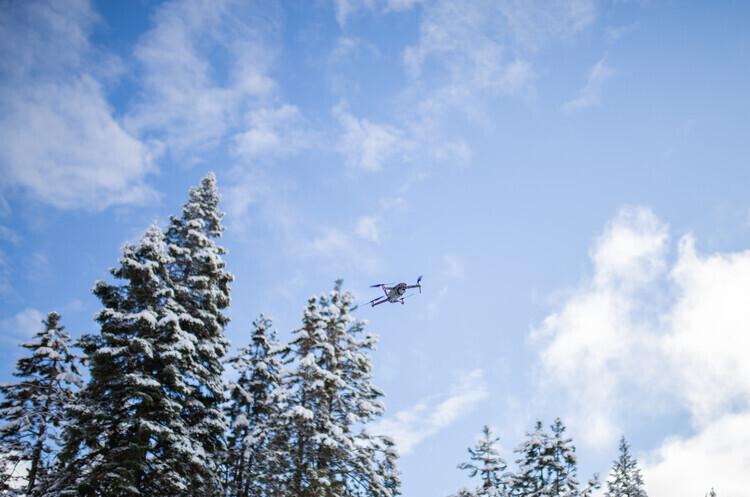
left=368, top=276, right=423, bottom=307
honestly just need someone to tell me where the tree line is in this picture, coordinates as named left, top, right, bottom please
left=0, top=174, right=721, bottom=497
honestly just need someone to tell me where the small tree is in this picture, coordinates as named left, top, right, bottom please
left=605, top=437, right=647, bottom=497
left=454, top=426, right=509, bottom=497
left=224, top=315, right=287, bottom=497
left=0, top=312, right=81, bottom=496
left=510, top=419, right=598, bottom=497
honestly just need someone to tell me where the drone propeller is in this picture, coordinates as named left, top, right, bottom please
left=417, top=275, right=423, bottom=293
left=370, top=282, right=395, bottom=288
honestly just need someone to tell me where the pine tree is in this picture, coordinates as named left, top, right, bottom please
left=276, top=281, right=400, bottom=497
left=605, top=437, right=647, bottom=497
left=705, top=489, right=717, bottom=497
left=454, top=426, right=509, bottom=497
left=510, top=419, right=598, bottom=497
left=49, top=226, right=200, bottom=496
left=164, top=172, right=233, bottom=496
left=546, top=418, right=581, bottom=497
left=511, top=420, right=547, bottom=496
left=224, top=315, right=288, bottom=497
left=0, top=312, right=81, bottom=496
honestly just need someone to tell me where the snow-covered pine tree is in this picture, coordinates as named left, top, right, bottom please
left=0, top=312, right=81, bottom=496
left=510, top=420, right=547, bottom=496
left=48, top=226, right=201, bottom=496
left=453, top=426, right=509, bottom=497
left=546, top=418, right=581, bottom=497
left=510, top=419, right=598, bottom=497
left=604, top=437, right=647, bottom=497
left=706, top=489, right=717, bottom=497
left=164, top=172, right=233, bottom=496
left=224, top=315, right=288, bottom=497
left=276, top=281, right=400, bottom=497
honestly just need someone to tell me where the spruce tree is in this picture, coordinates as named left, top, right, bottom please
left=511, top=420, right=547, bottom=496
left=510, top=419, right=598, bottom=497
left=49, top=226, right=199, bottom=496
left=706, top=489, right=717, bottom=497
left=0, top=312, right=81, bottom=496
left=454, top=426, right=509, bottom=497
left=164, top=172, right=233, bottom=496
left=224, top=315, right=287, bottom=497
left=276, top=281, right=400, bottom=497
left=605, top=437, right=647, bottom=497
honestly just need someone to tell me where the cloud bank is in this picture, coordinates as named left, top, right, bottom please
left=533, top=206, right=750, bottom=494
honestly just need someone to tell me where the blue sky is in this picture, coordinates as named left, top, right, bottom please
left=2, top=0, right=750, bottom=495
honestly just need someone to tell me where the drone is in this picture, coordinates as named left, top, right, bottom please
left=368, top=276, right=423, bottom=307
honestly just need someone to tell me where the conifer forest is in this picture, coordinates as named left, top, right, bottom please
left=0, top=177, right=718, bottom=497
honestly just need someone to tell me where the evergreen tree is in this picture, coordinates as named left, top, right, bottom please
left=705, top=489, right=717, bottom=497
left=605, top=437, right=647, bottom=497
left=224, top=315, right=287, bottom=497
left=510, top=419, right=598, bottom=497
left=276, top=281, right=400, bottom=497
left=454, top=426, right=509, bottom=497
left=511, top=420, right=547, bottom=496
left=0, top=312, right=81, bottom=496
left=164, top=172, right=233, bottom=496
left=49, top=226, right=200, bottom=496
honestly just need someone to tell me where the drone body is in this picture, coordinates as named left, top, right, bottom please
left=368, top=276, right=422, bottom=307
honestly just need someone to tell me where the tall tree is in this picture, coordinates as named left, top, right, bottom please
left=49, top=226, right=200, bottom=496
left=276, top=281, right=400, bottom=497
left=452, top=425, right=509, bottom=497
left=164, top=172, right=233, bottom=496
left=605, top=437, right=647, bottom=497
left=224, top=315, right=287, bottom=497
left=0, top=312, right=81, bottom=496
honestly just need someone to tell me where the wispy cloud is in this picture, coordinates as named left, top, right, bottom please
left=373, top=369, right=489, bottom=455
left=562, top=56, right=614, bottom=112
left=232, top=105, right=313, bottom=162
left=333, top=103, right=411, bottom=171
left=0, top=308, right=44, bottom=345
left=125, top=0, right=310, bottom=166
left=0, top=0, right=156, bottom=210
left=355, top=216, right=382, bottom=244
left=533, top=206, right=750, bottom=490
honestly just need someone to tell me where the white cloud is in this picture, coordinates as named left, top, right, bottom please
left=334, top=0, right=377, bottom=26
left=562, top=57, right=615, bottom=112
left=373, top=369, right=489, bottom=455
left=534, top=206, right=750, bottom=487
left=333, top=104, right=410, bottom=171
left=306, top=226, right=382, bottom=274
left=355, top=216, right=381, bottom=244
left=643, top=413, right=750, bottom=497
left=125, top=0, right=279, bottom=161
left=0, top=308, right=45, bottom=345
left=0, top=0, right=156, bottom=210
left=403, top=1, right=536, bottom=99
left=233, top=105, right=312, bottom=161
left=499, top=0, right=597, bottom=52
left=664, top=235, right=750, bottom=424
